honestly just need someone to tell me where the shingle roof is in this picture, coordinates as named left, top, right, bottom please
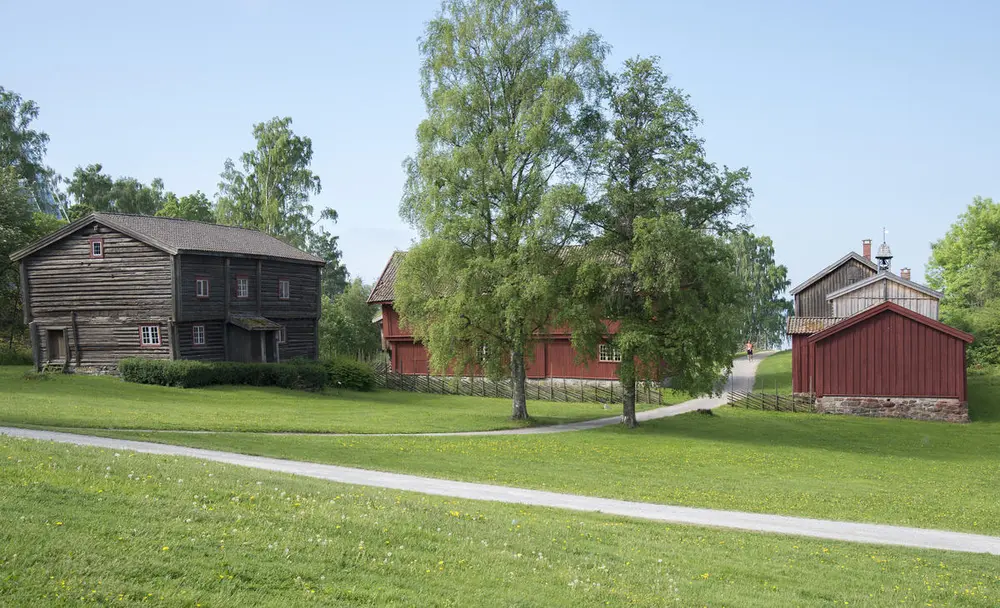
left=228, top=315, right=284, bottom=331
left=824, top=271, right=943, bottom=301
left=368, top=251, right=405, bottom=303
left=10, top=213, right=325, bottom=264
left=786, top=316, right=843, bottom=335
left=788, top=252, right=877, bottom=295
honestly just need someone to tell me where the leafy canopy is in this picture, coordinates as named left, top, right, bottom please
left=730, top=231, right=791, bottom=349
left=319, top=279, right=382, bottom=360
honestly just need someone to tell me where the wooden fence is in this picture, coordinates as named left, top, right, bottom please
left=373, top=363, right=665, bottom=405
left=727, top=389, right=815, bottom=413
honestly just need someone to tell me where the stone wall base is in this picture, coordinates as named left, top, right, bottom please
left=815, top=396, right=968, bottom=423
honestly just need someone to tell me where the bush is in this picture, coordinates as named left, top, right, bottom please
left=323, top=357, right=376, bottom=392
left=0, top=348, right=33, bottom=366
left=119, top=358, right=327, bottom=391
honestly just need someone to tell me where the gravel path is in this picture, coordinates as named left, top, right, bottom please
left=2, top=424, right=999, bottom=555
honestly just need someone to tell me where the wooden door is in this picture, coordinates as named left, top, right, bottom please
left=47, top=330, right=66, bottom=361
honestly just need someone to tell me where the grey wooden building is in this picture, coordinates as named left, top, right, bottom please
left=11, top=213, right=325, bottom=370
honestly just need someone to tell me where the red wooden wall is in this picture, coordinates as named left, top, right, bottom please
left=810, top=307, right=968, bottom=401
left=791, top=335, right=811, bottom=394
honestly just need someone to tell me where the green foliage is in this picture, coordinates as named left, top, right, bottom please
left=927, top=196, right=1000, bottom=364
left=0, top=347, right=32, bottom=366
left=66, top=164, right=168, bottom=215
left=730, top=231, right=792, bottom=349
left=118, top=358, right=327, bottom=391
left=318, top=279, right=382, bottom=360
left=322, top=356, right=376, bottom=391
left=577, top=57, right=751, bottom=423
left=156, top=190, right=214, bottom=222
left=0, top=86, right=55, bottom=212
left=397, top=0, right=608, bottom=419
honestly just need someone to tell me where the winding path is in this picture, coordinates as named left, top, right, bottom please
left=2, top=424, right=999, bottom=555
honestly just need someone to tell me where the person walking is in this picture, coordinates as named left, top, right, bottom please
left=745, top=340, right=754, bottom=361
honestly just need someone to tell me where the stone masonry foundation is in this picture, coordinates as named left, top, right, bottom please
left=815, top=396, right=968, bottom=423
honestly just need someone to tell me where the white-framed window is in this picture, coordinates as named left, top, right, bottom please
left=599, top=343, right=622, bottom=363
left=278, top=278, right=290, bottom=300
left=192, top=324, right=206, bottom=346
left=195, top=277, right=210, bottom=298
left=277, top=325, right=287, bottom=344
left=140, top=325, right=161, bottom=346
left=478, top=344, right=488, bottom=361
left=89, top=237, right=104, bottom=259
left=236, top=276, right=249, bottom=299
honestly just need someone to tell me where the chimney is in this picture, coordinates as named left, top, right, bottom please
left=862, top=239, right=872, bottom=260
left=900, top=267, right=911, bottom=281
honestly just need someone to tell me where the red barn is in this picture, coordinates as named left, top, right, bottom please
left=786, top=240, right=972, bottom=422
left=368, top=251, right=622, bottom=380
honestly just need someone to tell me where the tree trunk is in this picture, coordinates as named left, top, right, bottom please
left=510, top=349, right=529, bottom=420
left=619, top=352, right=638, bottom=428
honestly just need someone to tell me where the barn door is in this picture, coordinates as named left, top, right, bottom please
left=47, top=330, right=66, bottom=361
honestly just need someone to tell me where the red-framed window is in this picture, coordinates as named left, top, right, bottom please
left=192, top=324, right=206, bottom=346
left=235, top=275, right=249, bottom=299
left=278, top=278, right=290, bottom=300
left=277, top=325, right=287, bottom=344
left=139, top=325, right=161, bottom=347
left=195, top=276, right=210, bottom=299
left=89, top=237, right=104, bottom=259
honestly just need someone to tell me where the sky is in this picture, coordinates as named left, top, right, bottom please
left=4, top=0, right=999, bottom=288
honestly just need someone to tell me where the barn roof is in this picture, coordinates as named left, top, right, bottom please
left=824, top=271, right=943, bottom=301
left=10, top=213, right=325, bottom=265
left=807, top=301, right=973, bottom=344
left=786, top=316, right=842, bottom=335
left=788, top=252, right=878, bottom=296
left=368, top=250, right=405, bottom=303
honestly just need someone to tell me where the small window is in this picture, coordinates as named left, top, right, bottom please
left=236, top=275, right=249, bottom=299
left=478, top=344, right=488, bottom=361
left=140, top=325, right=161, bottom=346
left=192, top=324, right=206, bottom=346
left=599, top=343, right=621, bottom=363
left=278, top=278, right=290, bottom=300
left=195, top=277, right=210, bottom=299
left=277, top=325, right=287, bottom=344
left=89, top=237, right=104, bottom=259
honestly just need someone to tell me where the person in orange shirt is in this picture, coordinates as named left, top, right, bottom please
left=745, top=340, right=754, bottom=361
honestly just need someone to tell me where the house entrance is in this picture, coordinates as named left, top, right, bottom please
left=47, top=329, right=66, bottom=361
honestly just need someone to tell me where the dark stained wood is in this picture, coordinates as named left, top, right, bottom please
left=794, top=259, right=876, bottom=317
left=71, top=311, right=81, bottom=368
left=176, top=321, right=226, bottom=361
left=256, top=259, right=262, bottom=316
left=19, top=260, right=30, bottom=323
left=223, top=258, right=231, bottom=361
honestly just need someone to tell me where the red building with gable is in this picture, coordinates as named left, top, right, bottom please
left=786, top=240, right=972, bottom=422
left=369, top=251, right=622, bottom=380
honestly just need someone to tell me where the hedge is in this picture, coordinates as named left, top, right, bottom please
left=323, top=357, right=376, bottom=392
left=119, top=358, right=328, bottom=391
left=0, top=349, right=33, bottom=366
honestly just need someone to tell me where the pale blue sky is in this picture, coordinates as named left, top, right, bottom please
left=4, top=0, right=998, bottom=287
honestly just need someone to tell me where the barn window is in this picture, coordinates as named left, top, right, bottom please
left=192, top=325, right=206, bottom=346
left=278, top=278, right=290, bottom=300
left=599, top=344, right=622, bottom=363
left=89, top=237, right=104, bottom=259
left=277, top=325, right=287, bottom=344
left=195, top=277, right=210, bottom=298
left=140, top=325, right=161, bottom=346
left=235, top=275, right=249, bottom=299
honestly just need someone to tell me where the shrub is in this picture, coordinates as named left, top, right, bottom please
left=323, top=357, right=376, bottom=392
left=119, top=358, right=327, bottom=391
left=0, top=348, right=33, bottom=366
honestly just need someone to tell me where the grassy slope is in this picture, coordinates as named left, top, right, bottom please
left=752, top=350, right=793, bottom=394
left=99, top=369, right=1000, bottom=536
left=2, top=438, right=998, bottom=607
left=0, top=367, right=685, bottom=433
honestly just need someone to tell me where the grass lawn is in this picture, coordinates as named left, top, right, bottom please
left=95, top=368, right=1000, bottom=536
left=3, top=438, right=998, bottom=607
left=0, top=366, right=685, bottom=434
left=752, top=350, right=793, bottom=394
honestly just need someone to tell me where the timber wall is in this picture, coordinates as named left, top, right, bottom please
left=795, top=259, right=876, bottom=317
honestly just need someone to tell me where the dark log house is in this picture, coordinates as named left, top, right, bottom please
left=11, top=213, right=324, bottom=370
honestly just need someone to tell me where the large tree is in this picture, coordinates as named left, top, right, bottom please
left=731, top=231, right=791, bottom=350
left=156, top=191, right=215, bottom=222
left=319, top=279, right=382, bottom=360
left=580, top=57, right=751, bottom=427
left=395, top=0, right=607, bottom=420
left=66, top=164, right=167, bottom=217
left=927, top=196, right=1000, bottom=364
left=0, top=87, right=59, bottom=215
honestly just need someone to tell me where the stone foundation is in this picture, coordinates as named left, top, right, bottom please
left=815, top=396, right=968, bottom=423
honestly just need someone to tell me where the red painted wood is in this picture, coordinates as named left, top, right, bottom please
left=809, top=305, right=969, bottom=400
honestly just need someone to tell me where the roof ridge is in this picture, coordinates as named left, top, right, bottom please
left=96, top=212, right=285, bottom=236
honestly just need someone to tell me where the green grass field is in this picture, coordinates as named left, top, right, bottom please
left=0, top=367, right=685, bottom=433
left=3, top=437, right=998, bottom=607
left=753, top=350, right=793, bottom=394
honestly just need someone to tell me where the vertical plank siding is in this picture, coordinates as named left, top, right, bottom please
left=811, top=308, right=967, bottom=400
left=25, top=225, right=172, bottom=366
left=795, top=259, right=876, bottom=317
left=831, top=278, right=940, bottom=319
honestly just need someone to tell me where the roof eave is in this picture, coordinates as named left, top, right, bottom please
left=9, top=213, right=178, bottom=262
left=789, top=252, right=878, bottom=296
left=824, top=271, right=943, bottom=301
left=807, top=301, right=974, bottom=344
